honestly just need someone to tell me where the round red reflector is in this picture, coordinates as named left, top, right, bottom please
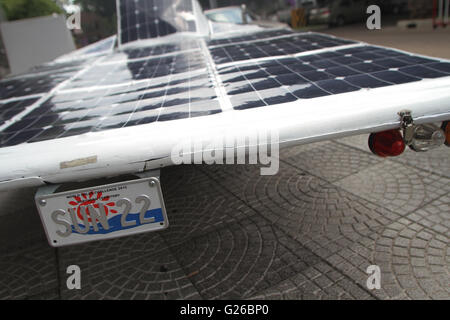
left=368, top=130, right=405, bottom=157
left=442, top=121, right=450, bottom=146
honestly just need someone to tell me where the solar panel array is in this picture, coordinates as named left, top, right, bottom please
left=0, top=39, right=221, bottom=147
left=210, top=33, right=355, bottom=64
left=0, top=60, right=86, bottom=100
left=119, top=0, right=196, bottom=45
left=216, top=45, right=450, bottom=110
left=1, top=27, right=450, bottom=149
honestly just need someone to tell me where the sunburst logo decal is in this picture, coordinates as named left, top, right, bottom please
left=69, top=191, right=117, bottom=222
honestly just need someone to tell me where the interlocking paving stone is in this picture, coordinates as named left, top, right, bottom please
left=406, top=195, right=449, bottom=236
left=161, top=165, right=218, bottom=201
left=334, top=160, right=450, bottom=215
left=0, top=243, right=58, bottom=299
left=162, top=193, right=254, bottom=247
left=1, top=132, right=449, bottom=300
left=59, top=242, right=201, bottom=300
left=0, top=188, right=46, bottom=253
left=57, top=232, right=169, bottom=276
left=170, top=215, right=322, bottom=299
left=161, top=163, right=255, bottom=246
left=280, top=141, right=381, bottom=182
left=322, top=217, right=449, bottom=300
left=248, top=261, right=375, bottom=300
left=201, top=162, right=402, bottom=259
left=394, top=147, right=450, bottom=179
left=334, top=135, right=371, bottom=153
left=0, top=189, right=59, bottom=300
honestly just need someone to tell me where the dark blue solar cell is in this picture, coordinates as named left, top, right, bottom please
left=275, top=74, right=308, bottom=85
left=265, top=65, right=291, bottom=75
left=3, top=128, right=42, bottom=146
left=371, top=70, right=420, bottom=84
left=350, top=62, right=387, bottom=73
left=244, top=70, right=268, bottom=80
left=310, top=59, right=340, bottom=68
left=315, top=79, right=360, bottom=94
left=119, top=0, right=193, bottom=45
left=399, top=65, right=449, bottom=79
left=252, top=79, right=280, bottom=91
left=317, top=51, right=341, bottom=59
left=372, top=58, right=409, bottom=68
left=400, top=55, right=437, bottom=65
left=344, top=74, right=391, bottom=88
left=298, top=54, right=323, bottom=62
left=29, top=126, right=66, bottom=143
left=291, top=84, right=330, bottom=99
left=326, top=66, right=361, bottom=77
left=352, top=52, right=383, bottom=60
left=331, top=56, right=362, bottom=64
left=299, top=70, right=333, bottom=82
left=59, top=126, right=92, bottom=138
left=425, top=62, right=450, bottom=73
left=288, top=63, right=316, bottom=73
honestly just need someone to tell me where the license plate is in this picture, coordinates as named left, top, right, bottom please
left=35, top=177, right=168, bottom=247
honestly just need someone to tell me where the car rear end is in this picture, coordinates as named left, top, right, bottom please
left=307, top=0, right=332, bottom=25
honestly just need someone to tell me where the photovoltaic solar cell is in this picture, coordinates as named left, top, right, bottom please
left=63, top=49, right=206, bottom=89
left=0, top=97, right=39, bottom=128
left=119, top=0, right=196, bottom=45
left=0, top=63, right=84, bottom=100
left=0, top=46, right=220, bottom=147
left=1, top=22, right=450, bottom=149
left=216, top=45, right=450, bottom=110
left=209, top=33, right=356, bottom=64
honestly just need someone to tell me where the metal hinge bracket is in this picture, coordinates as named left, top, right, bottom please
left=398, top=110, right=414, bottom=145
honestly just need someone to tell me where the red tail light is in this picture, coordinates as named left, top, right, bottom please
left=368, top=129, right=405, bottom=157
left=443, top=121, right=450, bottom=146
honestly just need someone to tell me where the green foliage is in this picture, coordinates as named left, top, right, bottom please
left=0, top=0, right=64, bottom=21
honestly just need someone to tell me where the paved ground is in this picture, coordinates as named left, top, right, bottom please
left=0, top=134, right=448, bottom=300
left=0, top=26, right=449, bottom=300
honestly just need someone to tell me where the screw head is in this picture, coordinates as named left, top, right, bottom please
left=149, top=181, right=156, bottom=187
left=39, top=199, right=47, bottom=206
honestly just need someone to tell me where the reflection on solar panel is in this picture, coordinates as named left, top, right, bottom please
left=210, top=33, right=356, bottom=64
left=119, top=0, right=196, bottom=45
left=208, top=29, right=295, bottom=46
left=0, top=97, right=39, bottom=128
left=0, top=60, right=85, bottom=100
left=0, top=40, right=220, bottom=147
left=1, top=26, right=450, bottom=149
left=217, top=45, right=450, bottom=110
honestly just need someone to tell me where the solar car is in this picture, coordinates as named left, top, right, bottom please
left=0, top=0, right=448, bottom=247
